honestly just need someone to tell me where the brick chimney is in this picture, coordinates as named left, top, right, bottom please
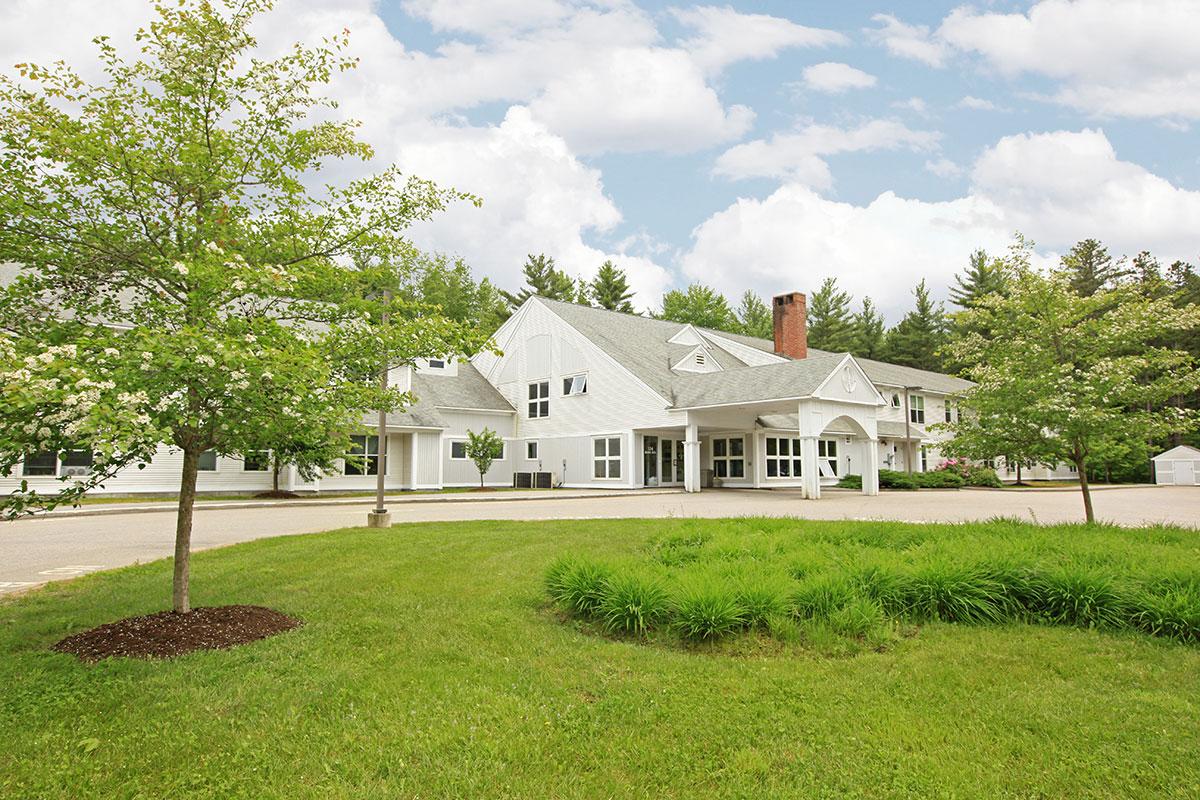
left=772, top=292, right=807, bottom=359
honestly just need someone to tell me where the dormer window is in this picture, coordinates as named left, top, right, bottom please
left=563, top=374, right=588, bottom=396
left=428, top=358, right=445, bottom=369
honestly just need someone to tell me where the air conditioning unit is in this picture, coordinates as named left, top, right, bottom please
left=513, top=471, right=553, bottom=489
left=61, top=466, right=90, bottom=477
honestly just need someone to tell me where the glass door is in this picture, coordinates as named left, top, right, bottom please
left=675, top=440, right=686, bottom=483
left=643, top=436, right=659, bottom=486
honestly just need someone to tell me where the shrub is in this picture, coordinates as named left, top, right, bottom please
left=836, top=474, right=863, bottom=490
left=791, top=574, right=856, bottom=620
left=828, top=597, right=886, bottom=639
left=963, top=466, right=1002, bottom=488
left=878, top=469, right=921, bottom=490
left=598, top=572, right=670, bottom=636
left=916, top=471, right=965, bottom=489
left=672, top=581, right=748, bottom=640
left=902, top=561, right=1009, bottom=624
left=1034, top=567, right=1128, bottom=629
left=545, top=556, right=612, bottom=618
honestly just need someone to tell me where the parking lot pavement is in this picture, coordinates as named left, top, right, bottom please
left=2, top=485, right=1196, bottom=594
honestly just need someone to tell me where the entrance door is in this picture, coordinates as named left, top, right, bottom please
left=656, top=438, right=685, bottom=486
left=1176, top=461, right=1196, bottom=485
left=643, top=436, right=659, bottom=486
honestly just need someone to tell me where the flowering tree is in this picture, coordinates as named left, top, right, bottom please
left=0, top=0, right=487, bottom=612
left=941, top=239, right=1200, bottom=522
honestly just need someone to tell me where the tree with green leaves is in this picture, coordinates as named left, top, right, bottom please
left=465, top=428, right=505, bottom=488
left=589, top=260, right=636, bottom=313
left=735, top=290, right=772, bottom=339
left=657, top=283, right=737, bottom=332
left=882, top=279, right=949, bottom=371
left=1061, top=238, right=1125, bottom=297
left=949, top=249, right=1007, bottom=308
left=401, top=252, right=511, bottom=334
left=807, top=277, right=856, bottom=352
left=0, top=0, right=486, bottom=613
left=851, top=297, right=886, bottom=359
left=501, top=253, right=576, bottom=306
left=943, top=240, right=1200, bottom=521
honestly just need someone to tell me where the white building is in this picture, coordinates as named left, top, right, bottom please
left=1152, top=445, right=1200, bottom=486
left=5, top=291, right=1074, bottom=498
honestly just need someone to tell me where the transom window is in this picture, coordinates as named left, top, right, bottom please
left=593, top=437, right=622, bottom=479
left=819, top=440, right=839, bottom=476
left=711, top=437, right=745, bottom=479
left=528, top=381, right=550, bottom=418
left=765, top=437, right=803, bottom=478
left=344, top=435, right=381, bottom=476
left=909, top=395, right=925, bottom=424
left=562, top=374, right=587, bottom=396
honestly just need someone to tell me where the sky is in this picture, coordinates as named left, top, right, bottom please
left=2, top=0, right=1199, bottom=320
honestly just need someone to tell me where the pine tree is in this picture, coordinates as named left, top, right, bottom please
left=735, top=291, right=773, bottom=339
left=501, top=253, right=576, bottom=306
left=851, top=297, right=886, bottom=359
left=1061, top=239, right=1125, bottom=297
left=657, top=284, right=737, bottom=332
left=807, top=277, right=856, bottom=352
left=882, top=279, right=949, bottom=371
left=949, top=249, right=1006, bottom=308
left=574, top=277, right=592, bottom=306
left=589, top=260, right=636, bottom=312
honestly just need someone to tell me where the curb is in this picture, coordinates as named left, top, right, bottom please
left=22, top=488, right=684, bottom=520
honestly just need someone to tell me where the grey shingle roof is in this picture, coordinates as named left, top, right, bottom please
left=539, top=297, right=973, bottom=403
left=669, top=352, right=847, bottom=409
left=412, top=362, right=515, bottom=412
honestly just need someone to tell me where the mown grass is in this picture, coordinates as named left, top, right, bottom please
left=2, top=518, right=1200, bottom=798
left=547, top=518, right=1200, bottom=648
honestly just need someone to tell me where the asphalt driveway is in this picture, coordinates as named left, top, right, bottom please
left=2, top=485, right=1196, bottom=594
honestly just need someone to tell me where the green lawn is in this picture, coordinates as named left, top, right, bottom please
left=71, top=486, right=531, bottom=505
left=2, top=518, right=1198, bottom=799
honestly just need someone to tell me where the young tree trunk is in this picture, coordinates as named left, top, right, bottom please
left=173, top=447, right=200, bottom=613
left=272, top=457, right=281, bottom=493
left=1016, top=462, right=1022, bottom=485
left=1073, top=446, right=1094, bottom=524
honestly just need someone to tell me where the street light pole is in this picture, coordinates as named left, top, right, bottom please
left=368, top=289, right=392, bottom=529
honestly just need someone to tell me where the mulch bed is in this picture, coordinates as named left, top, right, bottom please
left=253, top=490, right=302, bottom=499
left=52, top=605, right=302, bottom=663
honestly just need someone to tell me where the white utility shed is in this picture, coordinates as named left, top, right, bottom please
left=1152, top=445, right=1200, bottom=486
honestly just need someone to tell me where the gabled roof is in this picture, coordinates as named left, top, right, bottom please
left=537, top=296, right=974, bottom=401
left=669, top=352, right=848, bottom=409
left=1152, top=445, right=1200, bottom=461
left=412, top=362, right=514, bottom=413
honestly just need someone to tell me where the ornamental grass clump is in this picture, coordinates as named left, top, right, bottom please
left=545, top=555, right=613, bottom=618
left=672, top=580, right=749, bottom=640
left=1033, top=566, right=1128, bottom=629
left=597, top=572, right=670, bottom=636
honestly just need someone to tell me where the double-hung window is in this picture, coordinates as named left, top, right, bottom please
left=765, top=437, right=803, bottom=478
left=819, top=440, right=839, bottom=476
left=243, top=451, right=270, bottom=472
left=593, top=437, right=622, bottom=479
left=528, top=381, right=550, bottom=418
left=910, top=395, right=925, bottom=424
left=711, top=437, right=745, bottom=479
left=526, top=441, right=539, bottom=460
left=344, top=435, right=381, bottom=476
left=562, top=374, right=587, bottom=396
left=22, top=451, right=57, bottom=477
left=944, top=401, right=956, bottom=423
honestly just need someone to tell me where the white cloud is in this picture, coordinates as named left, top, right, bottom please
left=672, top=6, right=845, bottom=74
left=713, top=119, right=941, bottom=187
left=800, top=62, right=877, bottom=94
left=685, top=128, right=1200, bottom=319
left=958, top=95, right=999, bottom=111
left=400, top=0, right=570, bottom=35
left=867, top=13, right=950, bottom=68
left=880, top=1, right=1200, bottom=122
left=891, top=97, right=929, bottom=115
left=924, top=158, right=963, bottom=179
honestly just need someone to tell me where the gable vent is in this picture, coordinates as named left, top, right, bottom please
left=695, top=352, right=706, bottom=366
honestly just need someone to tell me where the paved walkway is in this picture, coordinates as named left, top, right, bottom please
left=2, top=486, right=1196, bottom=594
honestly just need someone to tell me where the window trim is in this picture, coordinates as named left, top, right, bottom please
left=526, top=441, right=539, bottom=461
left=427, top=358, right=446, bottom=369
left=242, top=450, right=271, bottom=472
left=592, top=436, right=623, bottom=480
left=909, top=394, right=926, bottom=424
left=819, top=439, right=839, bottom=477
left=450, top=438, right=506, bottom=461
left=710, top=435, right=746, bottom=480
left=197, top=449, right=218, bottom=472
left=562, top=373, right=588, bottom=397
left=21, top=451, right=58, bottom=477
left=527, top=381, right=550, bottom=418
left=764, top=436, right=803, bottom=479
left=891, top=393, right=901, bottom=408
left=343, top=434, right=382, bottom=476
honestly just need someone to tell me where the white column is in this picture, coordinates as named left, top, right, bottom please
left=863, top=438, right=880, bottom=496
left=435, top=431, right=445, bottom=489
left=408, top=432, right=418, bottom=490
left=799, top=435, right=820, bottom=500
left=627, top=431, right=638, bottom=489
left=684, top=417, right=701, bottom=493
left=752, top=431, right=764, bottom=488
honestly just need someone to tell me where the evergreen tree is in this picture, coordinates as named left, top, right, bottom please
left=1061, top=239, right=1125, bottom=297
left=574, top=277, right=592, bottom=306
left=949, top=249, right=1006, bottom=308
left=501, top=253, right=576, bottom=306
left=657, top=283, right=737, bottom=332
left=851, top=297, right=886, bottom=359
left=882, top=279, right=949, bottom=371
left=807, top=277, right=856, bottom=352
left=589, top=260, right=636, bottom=312
left=735, top=290, right=773, bottom=339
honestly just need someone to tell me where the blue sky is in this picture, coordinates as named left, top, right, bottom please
left=3, top=0, right=1198, bottom=319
